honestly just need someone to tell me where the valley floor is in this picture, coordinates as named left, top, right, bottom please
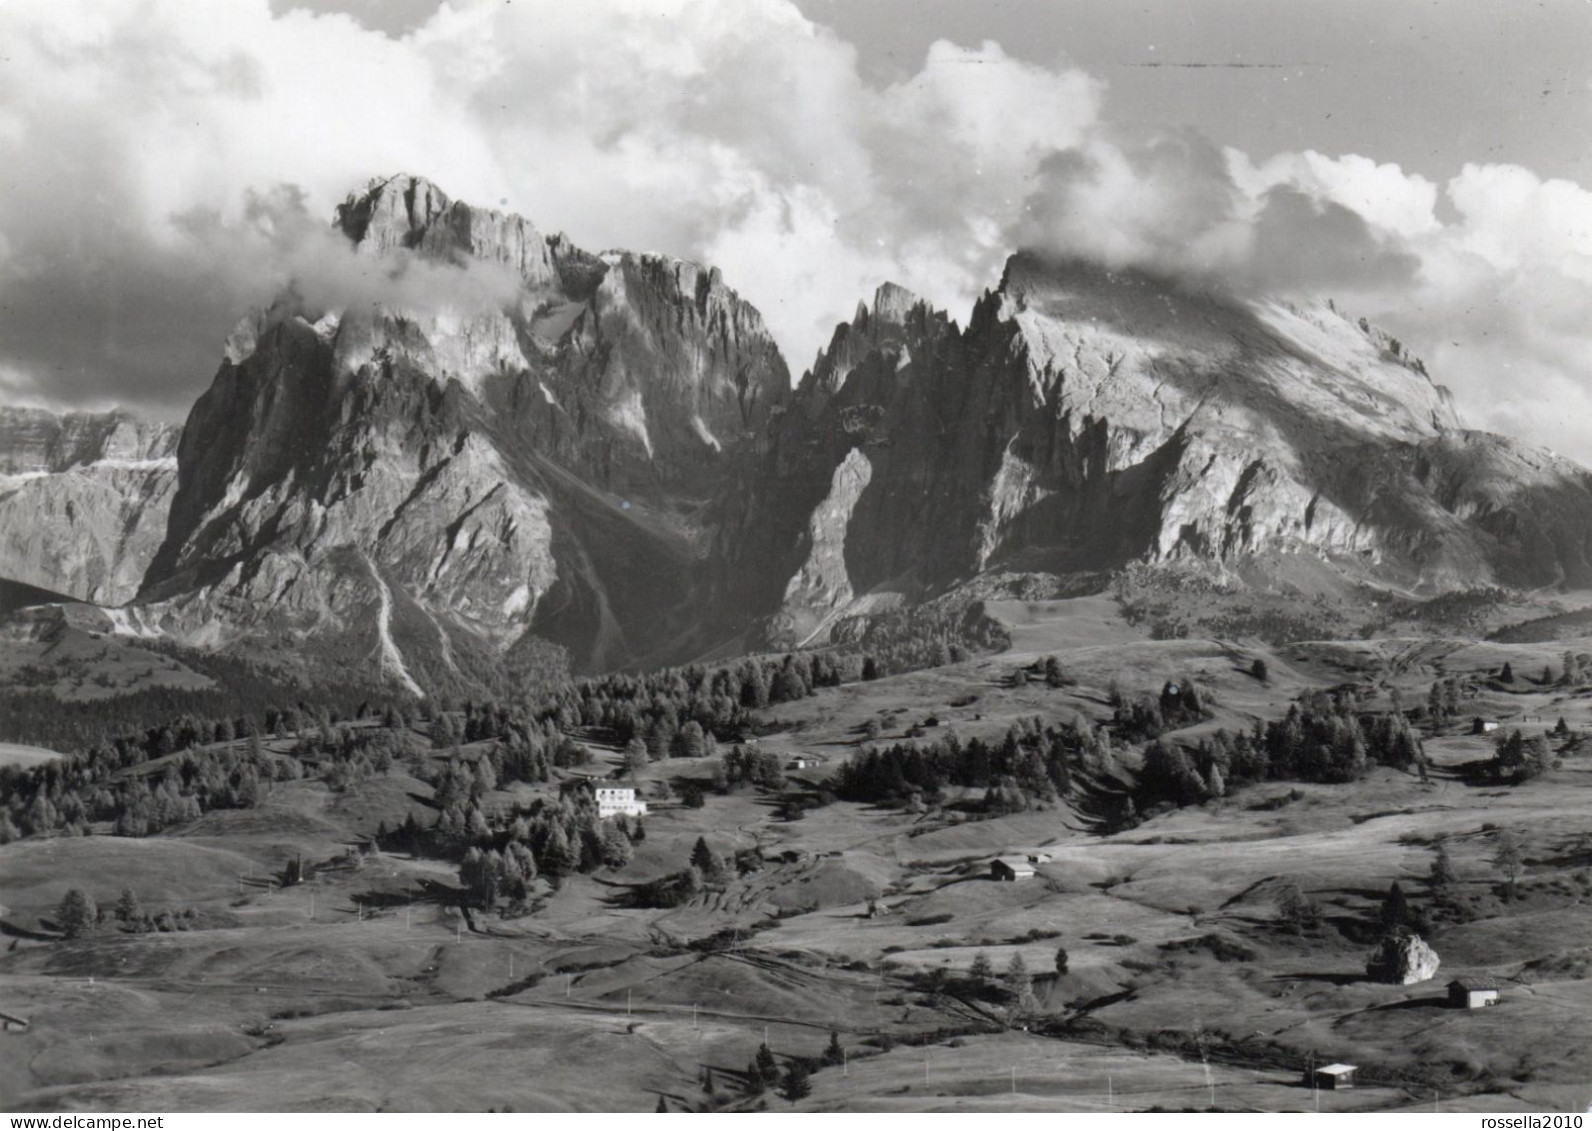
left=6, top=595, right=1592, bottom=1112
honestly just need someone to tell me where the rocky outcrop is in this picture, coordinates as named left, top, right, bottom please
left=139, top=175, right=789, bottom=681
left=0, top=407, right=180, bottom=604
left=730, top=256, right=1592, bottom=647
left=1366, top=931, right=1441, bottom=985
left=121, top=174, right=1592, bottom=690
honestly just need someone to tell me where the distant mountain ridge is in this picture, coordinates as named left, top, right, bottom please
left=9, top=173, right=1592, bottom=691
left=0, top=406, right=180, bottom=605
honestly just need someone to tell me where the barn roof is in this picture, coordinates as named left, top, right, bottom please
left=1317, top=1063, right=1357, bottom=1076
left=1448, top=977, right=1500, bottom=991
left=992, top=856, right=1036, bottom=871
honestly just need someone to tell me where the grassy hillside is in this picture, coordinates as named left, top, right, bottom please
left=6, top=593, right=1592, bottom=1111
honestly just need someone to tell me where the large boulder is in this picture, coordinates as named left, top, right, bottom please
left=1366, top=931, right=1441, bottom=985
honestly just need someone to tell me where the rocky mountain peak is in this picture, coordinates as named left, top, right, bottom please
left=334, top=173, right=563, bottom=291
left=33, top=174, right=1591, bottom=689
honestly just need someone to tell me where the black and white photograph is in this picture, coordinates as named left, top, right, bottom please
left=3, top=0, right=1592, bottom=1117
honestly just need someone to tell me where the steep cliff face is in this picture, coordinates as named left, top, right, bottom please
left=124, top=175, right=1592, bottom=689
left=139, top=175, right=789, bottom=680
left=0, top=407, right=180, bottom=604
left=735, top=255, right=1592, bottom=646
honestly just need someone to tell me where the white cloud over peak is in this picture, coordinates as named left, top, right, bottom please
left=0, top=0, right=1589, bottom=464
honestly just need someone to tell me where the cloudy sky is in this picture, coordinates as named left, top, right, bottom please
left=2, top=0, right=1591, bottom=461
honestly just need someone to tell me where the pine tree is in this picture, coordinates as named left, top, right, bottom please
left=690, top=836, right=724, bottom=882
left=624, top=738, right=649, bottom=780
left=969, top=950, right=994, bottom=985
left=1277, top=882, right=1321, bottom=935
left=1005, top=951, right=1034, bottom=1013
left=1380, top=881, right=1409, bottom=930
left=114, top=887, right=141, bottom=923
left=1054, top=945, right=1070, bottom=975
left=541, top=823, right=577, bottom=882
left=599, top=822, right=634, bottom=869
left=655, top=1095, right=668, bottom=1113
left=1493, top=830, right=1523, bottom=898
left=778, top=1061, right=812, bottom=1103
left=754, top=1042, right=779, bottom=1087
left=1499, top=661, right=1514, bottom=683
left=674, top=721, right=707, bottom=760
left=56, top=889, right=97, bottom=939
left=1429, top=842, right=1457, bottom=890
left=823, top=1030, right=844, bottom=1066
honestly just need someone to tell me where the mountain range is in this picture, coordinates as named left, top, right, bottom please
left=6, top=173, right=1592, bottom=690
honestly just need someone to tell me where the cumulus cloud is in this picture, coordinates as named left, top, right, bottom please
left=1013, top=132, right=1592, bottom=462
left=0, top=0, right=1589, bottom=465
left=1012, top=131, right=1419, bottom=295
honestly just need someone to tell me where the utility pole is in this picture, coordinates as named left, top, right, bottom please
left=692, top=1002, right=698, bottom=1030
left=1108, top=1074, right=1113, bottom=1108
left=309, top=890, right=314, bottom=920
left=627, top=989, right=632, bottom=1016
left=843, top=1048, right=848, bottom=1077
left=509, top=953, right=514, bottom=981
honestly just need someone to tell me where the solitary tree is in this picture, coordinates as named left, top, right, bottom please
left=823, top=1030, right=845, bottom=1066
left=1499, top=661, right=1514, bottom=683
left=1493, top=830, right=1524, bottom=899
left=1054, top=945, right=1070, bottom=976
left=1005, top=951, right=1033, bottom=997
left=1251, top=657, right=1269, bottom=682
left=969, top=951, right=994, bottom=985
left=1005, top=951, right=1036, bottom=1019
left=114, top=887, right=141, bottom=924
left=1429, top=842, right=1458, bottom=892
left=655, top=1096, right=668, bottom=1113
left=55, top=889, right=97, bottom=939
left=1380, top=881, right=1410, bottom=931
